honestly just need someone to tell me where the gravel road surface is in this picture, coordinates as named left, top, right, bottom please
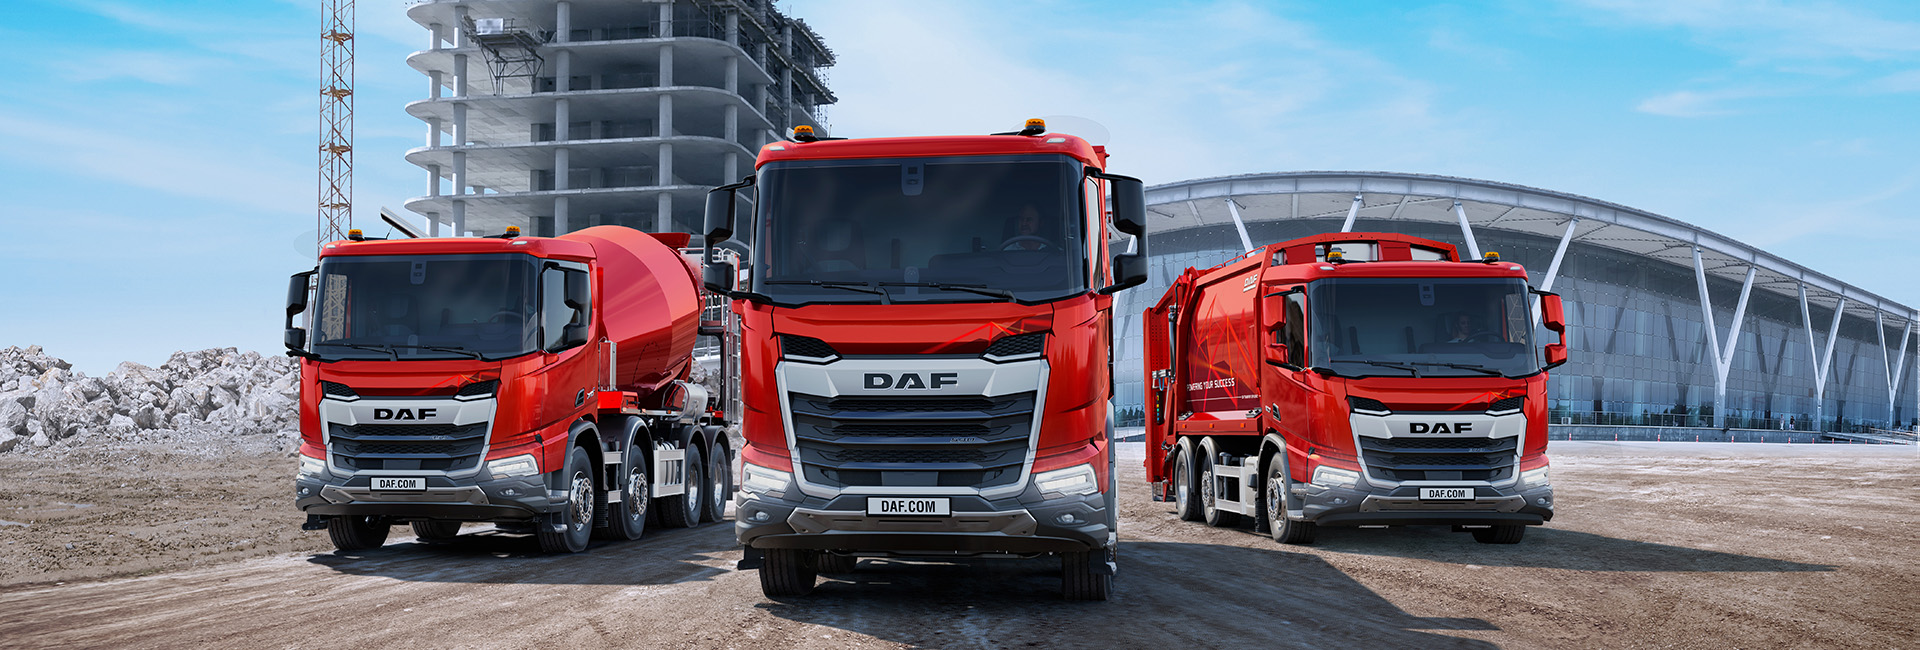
left=1, top=440, right=1913, bottom=649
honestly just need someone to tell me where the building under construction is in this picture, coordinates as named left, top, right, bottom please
left=401, top=0, right=834, bottom=237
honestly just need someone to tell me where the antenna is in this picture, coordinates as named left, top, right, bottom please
left=318, top=0, right=354, bottom=251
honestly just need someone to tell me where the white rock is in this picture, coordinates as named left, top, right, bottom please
left=29, top=431, right=49, bottom=447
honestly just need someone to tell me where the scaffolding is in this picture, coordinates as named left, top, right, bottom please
left=318, top=0, right=353, bottom=250
left=464, top=17, right=547, bottom=95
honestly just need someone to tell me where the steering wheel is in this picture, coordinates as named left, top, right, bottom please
left=999, top=235, right=1057, bottom=251
left=487, top=310, right=526, bottom=324
left=1459, top=331, right=1500, bottom=343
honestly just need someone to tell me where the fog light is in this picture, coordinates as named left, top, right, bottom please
left=500, top=487, right=521, bottom=497
left=1056, top=513, right=1081, bottom=525
left=748, top=510, right=771, bottom=523
left=297, top=486, right=311, bottom=497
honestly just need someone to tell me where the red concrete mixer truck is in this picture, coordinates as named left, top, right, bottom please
left=1144, top=232, right=1567, bottom=545
left=702, top=121, right=1148, bottom=600
left=286, top=225, right=734, bottom=553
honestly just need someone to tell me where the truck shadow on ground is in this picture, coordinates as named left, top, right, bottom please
left=757, top=541, right=1497, bottom=650
left=1240, top=525, right=1836, bottom=573
left=305, top=522, right=738, bottom=586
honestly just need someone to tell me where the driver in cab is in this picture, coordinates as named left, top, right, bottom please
left=1002, top=205, right=1055, bottom=251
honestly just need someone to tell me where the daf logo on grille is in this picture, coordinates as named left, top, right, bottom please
left=1408, top=422, right=1473, bottom=434
left=372, top=408, right=437, bottom=420
left=864, top=372, right=959, bottom=390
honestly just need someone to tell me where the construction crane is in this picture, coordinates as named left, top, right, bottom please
left=318, top=0, right=354, bottom=251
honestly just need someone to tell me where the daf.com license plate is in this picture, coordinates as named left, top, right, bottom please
left=372, top=477, right=426, bottom=492
left=866, top=497, right=950, bottom=516
left=1420, top=487, right=1474, bottom=501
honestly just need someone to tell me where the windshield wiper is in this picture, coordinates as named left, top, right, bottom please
left=326, top=343, right=399, bottom=361
left=1334, top=359, right=1421, bottom=377
left=765, top=280, right=891, bottom=304
left=320, top=343, right=490, bottom=361
left=877, top=282, right=1017, bottom=302
left=1403, top=361, right=1505, bottom=376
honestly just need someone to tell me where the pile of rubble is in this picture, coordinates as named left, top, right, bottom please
left=0, top=346, right=298, bottom=454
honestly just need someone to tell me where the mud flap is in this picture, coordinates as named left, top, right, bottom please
left=736, top=546, right=764, bottom=570
left=1094, top=546, right=1117, bottom=576
left=301, top=514, right=330, bottom=531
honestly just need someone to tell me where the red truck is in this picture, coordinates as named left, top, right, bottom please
left=286, top=225, right=734, bottom=553
left=1144, top=232, right=1566, bottom=545
left=701, top=120, right=1148, bottom=599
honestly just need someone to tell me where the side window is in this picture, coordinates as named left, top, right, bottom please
left=1284, top=293, right=1307, bottom=367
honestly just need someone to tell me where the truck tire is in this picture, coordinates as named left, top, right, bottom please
left=1172, top=444, right=1202, bottom=522
left=598, top=443, right=649, bottom=541
left=1060, top=549, right=1113, bottom=601
left=1472, top=525, right=1525, bottom=544
left=537, top=446, right=595, bottom=553
left=817, top=552, right=857, bottom=574
left=759, top=548, right=818, bottom=597
left=1199, top=448, right=1241, bottom=528
left=657, top=444, right=704, bottom=529
left=1266, top=457, right=1316, bottom=545
left=327, top=515, right=390, bottom=551
left=410, top=520, right=461, bottom=542
left=701, top=441, right=730, bottom=523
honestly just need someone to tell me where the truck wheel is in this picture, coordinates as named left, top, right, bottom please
left=1472, top=525, right=1526, bottom=544
left=328, top=515, right=389, bottom=551
left=1172, top=445, right=1202, bottom=522
left=1060, top=549, right=1113, bottom=601
left=759, top=548, right=818, bottom=597
left=1199, top=450, right=1240, bottom=528
left=701, top=441, right=730, bottom=523
left=537, top=446, right=595, bottom=553
left=599, top=443, right=650, bottom=541
left=817, top=552, right=857, bottom=574
left=410, top=520, right=461, bottom=542
left=657, top=444, right=704, bottom=529
left=1266, top=458, right=1316, bottom=545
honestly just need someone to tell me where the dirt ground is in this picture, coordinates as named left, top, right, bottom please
left=0, top=439, right=1913, bottom=649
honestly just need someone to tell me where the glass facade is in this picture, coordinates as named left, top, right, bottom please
left=1114, top=216, right=1919, bottom=433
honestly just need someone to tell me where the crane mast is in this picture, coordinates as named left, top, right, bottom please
left=318, top=0, right=354, bottom=250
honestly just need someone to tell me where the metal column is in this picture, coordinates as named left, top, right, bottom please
left=1224, top=198, right=1255, bottom=253
left=1453, top=201, right=1482, bottom=260
left=1339, top=194, right=1362, bottom=233
left=1694, top=248, right=1755, bottom=428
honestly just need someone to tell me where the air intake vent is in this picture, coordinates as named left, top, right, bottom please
left=983, top=333, right=1046, bottom=359
left=1487, top=396, right=1525, bottom=413
left=457, top=380, right=499, bottom=397
left=319, top=381, right=357, bottom=398
left=781, top=335, right=839, bottom=360
left=1347, top=396, right=1390, bottom=414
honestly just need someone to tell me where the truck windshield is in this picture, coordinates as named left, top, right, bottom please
left=751, top=154, right=1088, bottom=305
left=1307, top=277, right=1540, bottom=378
left=311, top=254, right=539, bottom=361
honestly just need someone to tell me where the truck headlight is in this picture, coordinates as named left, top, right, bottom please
left=1033, top=464, right=1099, bottom=498
left=741, top=463, right=792, bottom=495
left=487, top=454, right=540, bottom=479
left=1310, top=466, right=1361, bottom=488
left=1520, top=466, right=1550, bottom=489
left=298, top=455, right=327, bottom=478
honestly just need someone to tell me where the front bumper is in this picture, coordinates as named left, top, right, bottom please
left=295, top=471, right=563, bottom=522
left=735, top=482, right=1113, bottom=556
left=1301, top=481, right=1554, bottom=527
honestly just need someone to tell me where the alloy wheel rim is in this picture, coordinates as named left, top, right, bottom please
left=569, top=471, right=592, bottom=531
left=626, top=467, right=647, bottom=521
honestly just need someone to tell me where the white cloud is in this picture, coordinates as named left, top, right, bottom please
left=1636, top=89, right=1746, bottom=116
left=1569, top=0, right=1920, bottom=61
left=0, top=112, right=310, bottom=214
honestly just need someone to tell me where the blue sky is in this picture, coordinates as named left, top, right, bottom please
left=2, top=0, right=1917, bottom=374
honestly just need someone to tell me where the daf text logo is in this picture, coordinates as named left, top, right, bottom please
left=1408, top=422, right=1472, bottom=434
left=864, top=372, right=959, bottom=390
left=372, top=408, right=437, bottom=420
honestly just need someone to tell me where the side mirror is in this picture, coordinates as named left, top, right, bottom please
left=284, top=271, right=315, bottom=356
left=563, top=269, right=589, bottom=310
left=703, top=257, right=736, bottom=294
left=1094, top=171, right=1148, bottom=295
left=703, top=175, right=756, bottom=250
left=1536, top=291, right=1568, bottom=370
left=559, top=323, right=589, bottom=350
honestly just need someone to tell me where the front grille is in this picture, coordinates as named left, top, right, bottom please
left=1357, top=436, right=1517, bottom=482
left=328, top=421, right=487, bottom=472
left=788, top=391, right=1037, bottom=490
left=983, top=333, right=1045, bottom=358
